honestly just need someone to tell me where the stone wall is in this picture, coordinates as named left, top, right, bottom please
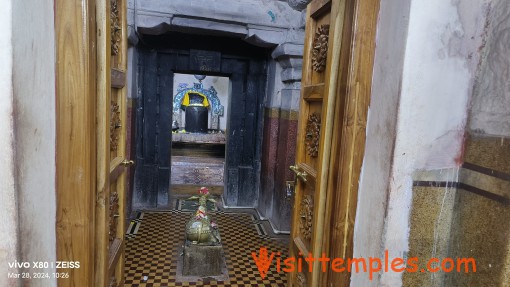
left=354, top=0, right=492, bottom=286
left=468, top=0, right=510, bottom=137
left=444, top=1, right=510, bottom=284
left=127, top=0, right=305, bottom=230
left=401, top=1, right=510, bottom=286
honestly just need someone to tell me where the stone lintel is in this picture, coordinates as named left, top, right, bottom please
left=271, top=42, right=304, bottom=59
left=172, top=16, right=248, bottom=38
left=245, top=25, right=287, bottom=48
left=135, top=12, right=172, bottom=35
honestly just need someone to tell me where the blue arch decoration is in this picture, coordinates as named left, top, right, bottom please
left=173, top=82, right=224, bottom=116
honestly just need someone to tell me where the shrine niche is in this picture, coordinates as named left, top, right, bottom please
left=170, top=74, right=230, bottom=189
left=172, top=74, right=228, bottom=133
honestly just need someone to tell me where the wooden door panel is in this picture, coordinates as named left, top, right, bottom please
left=309, top=15, right=331, bottom=85
left=56, top=0, right=128, bottom=285
left=110, top=97, right=122, bottom=161
left=289, top=0, right=333, bottom=286
left=297, top=0, right=378, bottom=286
left=293, top=169, right=316, bottom=253
left=95, top=0, right=129, bottom=286
left=303, top=84, right=325, bottom=101
left=55, top=0, right=97, bottom=285
left=310, top=0, right=332, bottom=17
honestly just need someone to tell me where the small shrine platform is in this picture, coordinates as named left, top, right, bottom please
left=171, top=156, right=224, bottom=186
left=171, top=131, right=226, bottom=188
left=172, top=131, right=226, bottom=144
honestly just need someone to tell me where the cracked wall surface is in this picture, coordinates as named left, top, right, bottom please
left=469, top=0, right=510, bottom=136
left=356, top=0, right=492, bottom=286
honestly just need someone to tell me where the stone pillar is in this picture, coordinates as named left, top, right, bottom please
left=258, top=42, right=303, bottom=232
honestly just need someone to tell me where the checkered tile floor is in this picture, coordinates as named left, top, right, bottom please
left=125, top=210, right=289, bottom=286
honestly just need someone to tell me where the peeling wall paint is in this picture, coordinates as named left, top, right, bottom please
left=354, top=0, right=491, bottom=286
left=351, top=0, right=410, bottom=285
left=469, top=0, right=510, bottom=137
left=381, top=0, right=489, bottom=284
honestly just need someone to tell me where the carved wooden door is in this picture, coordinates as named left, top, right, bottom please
left=55, top=0, right=129, bottom=286
left=289, top=0, right=379, bottom=285
left=95, top=0, right=130, bottom=286
left=288, top=0, right=350, bottom=286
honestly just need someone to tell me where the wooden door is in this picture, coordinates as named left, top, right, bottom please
left=95, top=0, right=130, bottom=286
left=288, top=0, right=348, bottom=286
left=288, top=0, right=379, bottom=286
left=55, top=0, right=129, bottom=286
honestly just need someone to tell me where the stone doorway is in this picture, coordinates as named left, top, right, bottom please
left=170, top=74, right=230, bottom=195
left=132, top=31, right=269, bottom=209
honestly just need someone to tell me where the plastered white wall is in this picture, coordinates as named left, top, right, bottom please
left=173, top=74, right=230, bottom=130
left=353, top=0, right=490, bottom=286
left=469, top=0, right=510, bottom=137
left=12, top=0, right=57, bottom=285
left=0, top=1, right=20, bottom=286
left=350, top=0, right=410, bottom=285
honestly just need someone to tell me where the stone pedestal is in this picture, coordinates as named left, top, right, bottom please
left=182, top=241, right=224, bottom=276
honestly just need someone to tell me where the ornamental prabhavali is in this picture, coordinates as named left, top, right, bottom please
left=185, top=187, right=221, bottom=244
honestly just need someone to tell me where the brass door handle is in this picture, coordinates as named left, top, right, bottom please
left=289, top=165, right=308, bottom=183
left=121, top=159, right=135, bottom=166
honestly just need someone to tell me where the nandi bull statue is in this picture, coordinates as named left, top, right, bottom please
left=185, top=187, right=221, bottom=244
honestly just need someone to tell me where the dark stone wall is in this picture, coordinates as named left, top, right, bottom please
left=258, top=108, right=298, bottom=231
left=125, top=98, right=137, bottom=217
